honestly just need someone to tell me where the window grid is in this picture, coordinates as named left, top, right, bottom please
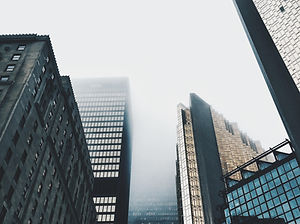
left=224, top=158, right=300, bottom=223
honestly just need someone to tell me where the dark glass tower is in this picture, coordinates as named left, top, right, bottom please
left=0, top=35, right=96, bottom=224
left=72, top=78, right=132, bottom=224
left=232, top=0, right=300, bottom=160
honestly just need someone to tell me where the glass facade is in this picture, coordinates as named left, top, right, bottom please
left=223, top=142, right=300, bottom=224
left=73, top=78, right=131, bottom=224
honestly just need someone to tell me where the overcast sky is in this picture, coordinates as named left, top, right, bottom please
left=1, top=0, right=287, bottom=200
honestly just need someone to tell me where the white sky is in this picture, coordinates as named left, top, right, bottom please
left=1, top=0, right=287, bottom=199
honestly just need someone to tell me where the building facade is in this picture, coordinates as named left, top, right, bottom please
left=128, top=195, right=178, bottom=224
left=0, top=35, right=96, bottom=224
left=72, top=78, right=132, bottom=224
left=176, top=93, right=264, bottom=223
left=233, top=0, right=300, bottom=160
left=223, top=140, right=300, bottom=224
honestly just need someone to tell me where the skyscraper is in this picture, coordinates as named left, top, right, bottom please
left=176, top=93, right=265, bottom=223
left=72, top=78, right=132, bottom=224
left=0, top=34, right=96, bottom=223
left=232, top=0, right=300, bottom=160
left=223, top=140, right=300, bottom=223
left=128, top=195, right=179, bottom=224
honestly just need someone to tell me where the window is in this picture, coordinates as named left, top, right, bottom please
left=6, top=65, right=15, bottom=72
left=27, top=135, right=33, bottom=146
left=19, top=116, right=26, bottom=128
left=42, top=66, right=46, bottom=74
left=21, top=150, right=27, bottom=164
left=17, top=45, right=26, bottom=51
left=12, top=54, right=21, bottom=61
left=33, top=120, right=38, bottom=132
left=6, top=186, right=14, bottom=202
left=280, top=6, right=285, bottom=12
left=5, top=148, right=12, bottom=164
left=14, top=167, right=21, bottom=183
left=25, top=101, right=31, bottom=113
left=0, top=76, right=9, bottom=82
left=0, top=167, right=4, bottom=182
left=0, top=206, right=7, bottom=223
left=13, top=131, right=20, bottom=145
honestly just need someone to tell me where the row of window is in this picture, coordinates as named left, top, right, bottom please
left=93, top=171, right=119, bottom=178
left=82, top=116, right=124, bottom=122
left=91, top=157, right=120, bottom=164
left=78, top=101, right=125, bottom=107
left=97, top=214, right=115, bottom=222
left=86, top=138, right=122, bottom=145
left=93, top=197, right=117, bottom=204
left=77, top=96, right=125, bottom=102
left=84, top=127, right=123, bottom=133
left=88, top=144, right=122, bottom=151
left=89, top=151, right=121, bottom=158
left=91, top=164, right=120, bottom=171
left=85, top=132, right=122, bottom=138
left=80, top=111, right=124, bottom=117
left=95, top=205, right=116, bottom=213
left=83, top=122, right=124, bottom=128
left=79, top=106, right=125, bottom=112
left=77, top=92, right=126, bottom=97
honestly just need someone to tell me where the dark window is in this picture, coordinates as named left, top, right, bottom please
left=13, top=131, right=19, bottom=145
left=280, top=6, right=285, bottom=12
left=0, top=76, right=9, bottom=82
left=6, top=186, right=14, bottom=202
left=17, top=45, right=26, bottom=51
left=5, top=148, right=12, bottom=164
left=14, top=167, right=21, bottom=183
left=6, top=65, right=15, bottom=72
left=0, top=206, right=7, bottom=223
left=25, top=101, right=31, bottom=113
left=12, top=54, right=21, bottom=61
left=0, top=167, right=4, bottom=182
left=33, top=120, right=38, bottom=132
left=27, top=135, right=33, bottom=146
left=19, top=116, right=25, bottom=128
left=21, top=150, right=27, bottom=164
left=32, top=199, right=38, bottom=215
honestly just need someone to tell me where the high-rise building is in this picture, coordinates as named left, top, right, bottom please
left=232, top=0, right=300, bottom=160
left=72, top=78, right=132, bottom=224
left=176, top=93, right=265, bottom=223
left=0, top=35, right=96, bottom=223
left=128, top=194, right=179, bottom=224
left=223, top=139, right=300, bottom=224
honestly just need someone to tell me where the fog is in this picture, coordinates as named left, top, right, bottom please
left=1, top=0, right=287, bottom=203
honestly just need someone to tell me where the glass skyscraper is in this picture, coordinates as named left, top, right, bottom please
left=176, top=93, right=265, bottom=224
left=232, top=0, right=300, bottom=161
left=223, top=140, right=300, bottom=223
left=72, top=78, right=132, bottom=224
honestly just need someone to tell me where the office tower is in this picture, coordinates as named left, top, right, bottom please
left=0, top=35, right=96, bottom=223
left=223, top=140, right=300, bottom=224
left=128, top=195, right=179, bottom=224
left=176, top=93, right=264, bottom=223
left=233, top=0, right=300, bottom=160
left=72, top=78, right=132, bottom=224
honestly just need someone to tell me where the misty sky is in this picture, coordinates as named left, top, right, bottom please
left=1, top=0, right=287, bottom=200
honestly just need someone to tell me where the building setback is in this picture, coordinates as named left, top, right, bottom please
left=0, top=35, right=96, bottom=223
left=176, top=93, right=265, bottom=224
left=72, top=78, right=132, bottom=224
left=232, top=0, right=300, bottom=160
left=223, top=140, right=300, bottom=223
